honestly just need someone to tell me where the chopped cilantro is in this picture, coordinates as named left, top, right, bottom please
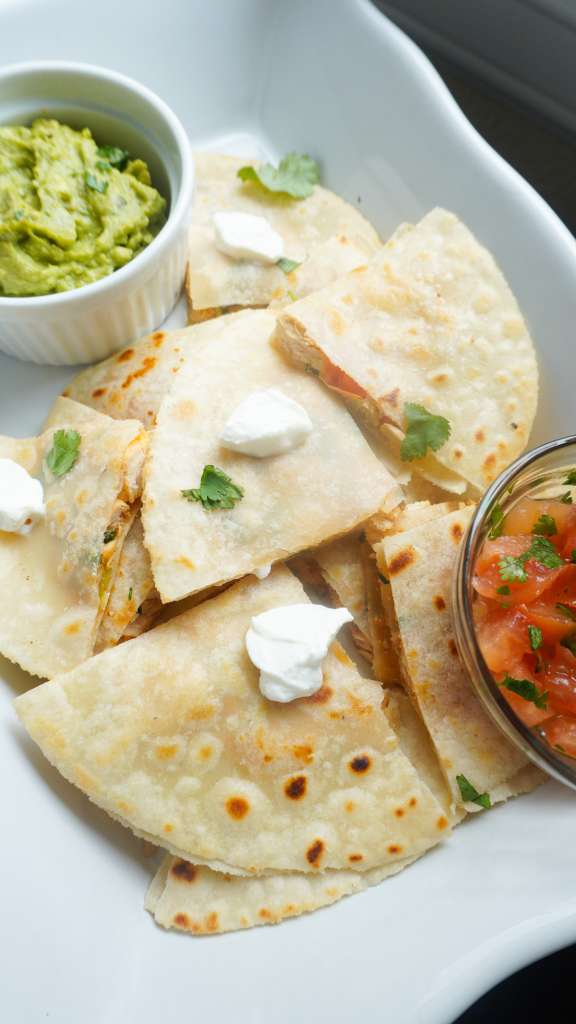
left=487, top=502, right=505, bottom=540
left=561, top=633, right=576, bottom=656
left=498, top=535, right=563, bottom=583
left=287, top=290, right=298, bottom=302
left=498, top=556, right=528, bottom=584
left=96, top=145, right=130, bottom=170
left=563, top=470, right=576, bottom=486
left=378, top=572, right=390, bottom=585
left=237, top=152, right=320, bottom=199
left=496, top=584, right=511, bottom=595
left=556, top=603, right=576, bottom=620
left=456, top=774, right=491, bottom=809
left=45, top=429, right=81, bottom=478
left=85, top=172, right=108, bottom=194
left=532, top=513, right=557, bottom=536
left=103, top=527, right=117, bottom=544
left=277, top=257, right=301, bottom=274
left=128, top=587, right=133, bottom=602
left=182, top=465, right=244, bottom=510
left=399, top=403, right=451, bottom=462
left=528, top=625, right=543, bottom=650
left=560, top=491, right=573, bottom=504
left=501, top=674, right=548, bottom=709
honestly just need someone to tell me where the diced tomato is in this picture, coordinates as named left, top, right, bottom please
left=473, top=536, right=566, bottom=604
left=321, top=361, right=367, bottom=399
left=540, top=716, right=576, bottom=758
left=504, top=498, right=576, bottom=537
left=502, top=686, right=554, bottom=728
left=476, top=606, right=531, bottom=673
left=540, top=648, right=576, bottom=717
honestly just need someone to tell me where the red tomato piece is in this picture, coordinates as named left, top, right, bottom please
left=504, top=498, right=576, bottom=537
left=501, top=686, right=554, bottom=728
left=475, top=606, right=531, bottom=673
left=540, top=716, right=576, bottom=758
left=541, top=648, right=576, bottom=717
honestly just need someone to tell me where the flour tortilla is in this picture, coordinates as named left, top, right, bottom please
left=143, top=309, right=398, bottom=603
left=276, top=208, right=538, bottom=494
left=146, top=854, right=413, bottom=935
left=377, top=507, right=532, bottom=811
left=0, top=400, right=147, bottom=678
left=94, top=513, right=156, bottom=651
left=15, top=566, right=451, bottom=873
left=185, top=152, right=381, bottom=321
left=62, top=314, right=249, bottom=425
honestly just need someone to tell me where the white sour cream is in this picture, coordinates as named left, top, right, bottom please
left=246, top=603, right=353, bottom=703
left=213, top=211, right=284, bottom=264
left=220, top=388, right=313, bottom=458
left=0, top=458, right=45, bottom=534
left=253, top=563, right=272, bottom=580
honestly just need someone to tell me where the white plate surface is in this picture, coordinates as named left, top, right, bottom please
left=1, top=2, right=575, bottom=1022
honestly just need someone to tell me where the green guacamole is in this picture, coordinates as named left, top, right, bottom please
left=0, top=118, right=167, bottom=297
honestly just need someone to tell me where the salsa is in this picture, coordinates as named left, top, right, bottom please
left=473, top=493, right=576, bottom=759
left=0, top=119, right=166, bottom=296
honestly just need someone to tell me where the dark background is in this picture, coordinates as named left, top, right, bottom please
left=372, top=3, right=574, bottom=1020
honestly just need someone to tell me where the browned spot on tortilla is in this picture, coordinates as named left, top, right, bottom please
left=185, top=704, right=214, bottom=721
left=156, top=744, right=178, bottom=760
left=348, top=853, right=363, bottom=863
left=64, top=621, right=82, bottom=635
left=475, top=428, right=485, bottom=443
left=62, top=388, right=70, bottom=396
left=117, top=348, right=134, bottom=363
left=205, top=912, right=218, bottom=932
left=199, top=745, right=212, bottom=761
left=176, top=555, right=195, bottom=570
left=226, top=796, right=250, bottom=820
left=92, top=387, right=107, bottom=398
left=306, top=840, right=324, bottom=866
left=437, top=815, right=449, bottom=831
left=409, top=797, right=417, bottom=807
left=395, top=807, right=405, bottom=818
left=283, top=903, right=297, bottom=915
left=263, top=754, right=273, bottom=764
left=259, top=908, right=272, bottom=921
left=451, top=522, right=464, bottom=543
left=383, top=387, right=400, bottom=408
left=430, top=372, right=448, bottom=385
left=121, top=356, right=157, bottom=388
left=388, top=546, right=415, bottom=576
left=174, top=399, right=196, bottom=419
left=284, top=775, right=307, bottom=800
left=388, top=844, right=402, bottom=855
left=345, top=801, right=355, bottom=813
left=328, top=310, right=345, bottom=335
left=308, top=683, right=332, bottom=703
left=349, top=754, right=371, bottom=774
left=293, top=744, right=314, bottom=764
left=152, top=331, right=165, bottom=346
left=434, top=595, right=446, bottom=611
left=453, top=448, right=463, bottom=460
left=174, top=913, right=189, bottom=928
left=342, top=293, right=353, bottom=305
left=163, top=823, right=174, bottom=833
left=116, top=800, right=131, bottom=813
left=483, top=452, right=497, bottom=473
left=338, top=235, right=349, bottom=245
left=171, top=860, right=197, bottom=882
left=448, top=639, right=458, bottom=658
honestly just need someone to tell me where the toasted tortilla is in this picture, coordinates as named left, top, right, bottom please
left=143, top=309, right=398, bottom=603
left=62, top=314, right=255, bottom=425
left=0, top=400, right=147, bottom=678
left=276, top=208, right=538, bottom=494
left=146, top=854, right=413, bottom=935
left=377, top=507, right=533, bottom=811
left=185, top=152, right=381, bottom=321
left=15, top=566, right=451, bottom=873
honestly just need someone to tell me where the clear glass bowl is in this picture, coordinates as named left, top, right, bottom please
left=453, top=434, right=576, bottom=791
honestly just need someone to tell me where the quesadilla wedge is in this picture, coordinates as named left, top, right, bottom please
left=146, top=853, right=414, bottom=935
left=94, top=513, right=157, bottom=650
left=0, top=399, right=147, bottom=678
left=186, top=152, right=381, bottom=321
left=377, top=507, right=539, bottom=811
left=15, top=566, right=451, bottom=874
left=275, top=208, right=538, bottom=494
left=143, top=309, right=398, bottom=603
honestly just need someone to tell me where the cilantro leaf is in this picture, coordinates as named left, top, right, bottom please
left=399, top=403, right=451, bottom=462
left=378, top=572, right=390, bottom=585
left=85, top=172, right=108, bottom=194
left=45, top=429, right=81, bottom=478
left=128, top=587, right=133, bottom=602
left=501, top=674, right=548, bottom=709
left=97, top=145, right=130, bottom=170
left=182, top=465, right=244, bottom=510
left=528, top=625, right=543, bottom=650
left=532, top=514, right=557, bottom=536
left=498, top=555, right=528, bottom=584
left=561, top=633, right=576, bottom=656
left=277, top=257, right=301, bottom=274
left=563, top=470, right=576, bottom=486
left=560, top=491, right=573, bottom=505
left=237, top=152, right=320, bottom=199
left=528, top=535, right=563, bottom=569
left=487, top=502, right=505, bottom=540
left=456, top=774, right=492, bottom=809
left=103, top=527, right=117, bottom=544
left=556, top=603, right=576, bottom=620
left=497, top=584, right=511, bottom=595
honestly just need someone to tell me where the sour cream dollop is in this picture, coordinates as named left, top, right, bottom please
left=220, top=388, right=313, bottom=458
left=213, top=211, right=284, bottom=264
left=246, top=603, right=353, bottom=703
left=0, top=458, right=45, bottom=534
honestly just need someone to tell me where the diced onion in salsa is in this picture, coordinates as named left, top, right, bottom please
left=473, top=496, right=576, bottom=758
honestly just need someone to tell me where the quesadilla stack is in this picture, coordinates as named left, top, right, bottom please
left=186, top=152, right=381, bottom=321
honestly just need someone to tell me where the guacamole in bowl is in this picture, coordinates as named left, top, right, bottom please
left=0, top=118, right=166, bottom=296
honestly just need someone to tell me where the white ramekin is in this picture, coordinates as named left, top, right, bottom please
left=0, top=61, right=195, bottom=365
